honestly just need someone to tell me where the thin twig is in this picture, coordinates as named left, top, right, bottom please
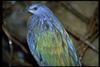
left=2, top=23, right=28, bottom=54
left=77, top=6, right=99, bottom=60
left=60, top=2, right=90, bottom=24
left=9, top=40, right=13, bottom=67
left=65, top=26, right=98, bottom=53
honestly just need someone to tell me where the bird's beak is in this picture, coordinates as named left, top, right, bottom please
left=24, top=6, right=33, bottom=16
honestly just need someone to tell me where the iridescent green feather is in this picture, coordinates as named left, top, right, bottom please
left=35, top=28, right=72, bottom=66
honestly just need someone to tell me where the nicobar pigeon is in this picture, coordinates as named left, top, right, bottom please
left=26, top=3, right=81, bottom=66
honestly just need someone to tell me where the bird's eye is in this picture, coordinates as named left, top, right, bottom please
left=33, top=7, right=38, bottom=10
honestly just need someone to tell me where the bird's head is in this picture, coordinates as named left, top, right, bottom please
left=27, top=3, right=50, bottom=16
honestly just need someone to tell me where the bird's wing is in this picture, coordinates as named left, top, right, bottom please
left=27, top=15, right=44, bottom=65
left=65, top=31, right=81, bottom=65
left=51, top=14, right=81, bottom=66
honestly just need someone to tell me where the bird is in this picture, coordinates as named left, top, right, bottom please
left=26, top=3, right=81, bottom=66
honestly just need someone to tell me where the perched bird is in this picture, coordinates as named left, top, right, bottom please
left=26, top=3, right=81, bottom=66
